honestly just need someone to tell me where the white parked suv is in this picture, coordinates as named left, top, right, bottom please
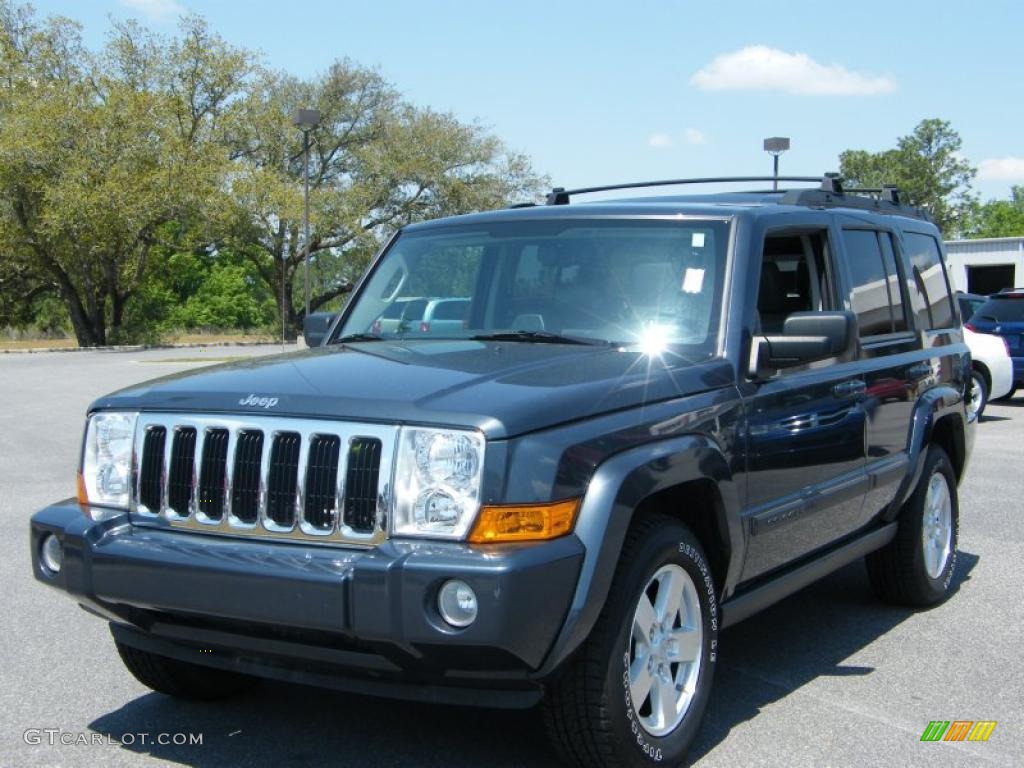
left=964, top=327, right=1013, bottom=419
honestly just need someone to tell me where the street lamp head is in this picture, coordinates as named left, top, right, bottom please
left=292, top=108, right=321, bottom=130
left=763, top=136, right=790, bottom=155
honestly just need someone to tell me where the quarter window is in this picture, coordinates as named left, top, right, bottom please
left=879, top=233, right=909, bottom=333
left=903, top=232, right=955, bottom=330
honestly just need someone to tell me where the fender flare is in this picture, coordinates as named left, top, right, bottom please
left=885, top=384, right=967, bottom=521
left=533, top=434, right=741, bottom=678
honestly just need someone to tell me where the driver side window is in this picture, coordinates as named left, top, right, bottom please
left=757, top=231, right=835, bottom=334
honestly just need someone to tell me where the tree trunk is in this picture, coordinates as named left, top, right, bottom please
left=52, top=270, right=104, bottom=347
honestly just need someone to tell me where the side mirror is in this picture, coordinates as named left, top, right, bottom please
left=752, top=311, right=857, bottom=378
left=303, top=312, right=338, bottom=348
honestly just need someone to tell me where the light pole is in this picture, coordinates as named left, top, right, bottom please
left=293, top=108, right=321, bottom=324
left=763, top=137, right=790, bottom=190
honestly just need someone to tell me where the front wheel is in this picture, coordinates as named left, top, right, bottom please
left=866, top=445, right=959, bottom=607
left=543, top=515, right=718, bottom=767
left=115, top=640, right=257, bottom=700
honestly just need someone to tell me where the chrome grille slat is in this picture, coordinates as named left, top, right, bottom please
left=223, top=429, right=238, bottom=524
left=132, top=414, right=395, bottom=547
left=189, top=427, right=206, bottom=519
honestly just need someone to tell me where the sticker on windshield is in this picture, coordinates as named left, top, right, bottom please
left=691, top=232, right=706, bottom=248
left=682, top=268, right=705, bottom=294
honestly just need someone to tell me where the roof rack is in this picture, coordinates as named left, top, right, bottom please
left=544, top=173, right=932, bottom=222
left=545, top=176, right=828, bottom=205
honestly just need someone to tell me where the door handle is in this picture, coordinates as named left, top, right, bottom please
left=906, top=363, right=931, bottom=379
left=833, top=380, right=866, bottom=398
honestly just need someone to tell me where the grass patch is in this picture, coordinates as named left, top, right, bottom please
left=141, top=355, right=253, bottom=364
left=0, top=338, right=78, bottom=350
left=164, top=332, right=278, bottom=345
left=0, top=331, right=282, bottom=351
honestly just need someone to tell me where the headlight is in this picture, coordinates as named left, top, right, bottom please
left=392, top=427, right=484, bottom=538
left=80, top=412, right=137, bottom=509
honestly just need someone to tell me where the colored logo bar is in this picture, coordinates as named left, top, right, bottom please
left=920, top=721, right=997, bottom=742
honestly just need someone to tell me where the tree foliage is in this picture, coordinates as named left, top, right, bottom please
left=222, top=63, right=545, bottom=336
left=839, top=119, right=976, bottom=237
left=0, top=2, right=545, bottom=345
left=964, top=186, right=1024, bottom=239
left=0, top=7, right=251, bottom=344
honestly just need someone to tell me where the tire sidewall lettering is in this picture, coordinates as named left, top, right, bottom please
left=618, top=537, right=718, bottom=763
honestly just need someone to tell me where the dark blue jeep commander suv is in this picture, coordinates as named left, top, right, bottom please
left=31, top=175, right=973, bottom=767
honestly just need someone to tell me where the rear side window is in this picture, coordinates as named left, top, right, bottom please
left=402, top=299, right=428, bottom=321
left=903, top=233, right=955, bottom=329
left=431, top=300, right=469, bottom=321
left=842, top=229, right=908, bottom=337
left=975, top=295, right=1024, bottom=322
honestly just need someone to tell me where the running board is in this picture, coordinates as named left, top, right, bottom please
left=721, top=522, right=897, bottom=628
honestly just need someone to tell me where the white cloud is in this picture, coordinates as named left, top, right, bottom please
left=648, top=133, right=674, bottom=149
left=684, top=128, right=706, bottom=145
left=120, top=0, right=185, bottom=23
left=691, top=45, right=896, bottom=96
left=978, top=156, right=1024, bottom=181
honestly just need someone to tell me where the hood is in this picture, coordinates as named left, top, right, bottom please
left=92, top=341, right=735, bottom=439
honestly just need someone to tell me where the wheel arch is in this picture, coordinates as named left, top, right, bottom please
left=533, top=435, right=742, bottom=678
left=885, top=385, right=970, bottom=523
left=971, top=360, right=991, bottom=391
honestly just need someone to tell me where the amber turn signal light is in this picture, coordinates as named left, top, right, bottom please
left=76, top=472, right=89, bottom=507
left=468, top=498, right=580, bottom=544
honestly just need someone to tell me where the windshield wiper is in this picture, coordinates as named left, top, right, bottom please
left=471, top=330, right=609, bottom=346
left=332, top=333, right=385, bottom=344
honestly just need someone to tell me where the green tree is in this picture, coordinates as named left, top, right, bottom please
left=222, top=62, right=546, bottom=337
left=0, top=6, right=251, bottom=345
left=839, top=119, right=976, bottom=236
left=964, top=186, right=1024, bottom=238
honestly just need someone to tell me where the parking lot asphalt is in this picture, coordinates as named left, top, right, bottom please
left=1, top=345, right=1021, bottom=768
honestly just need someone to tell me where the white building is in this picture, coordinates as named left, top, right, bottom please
left=944, top=237, right=1024, bottom=294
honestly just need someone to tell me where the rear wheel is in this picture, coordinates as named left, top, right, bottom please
left=115, top=641, right=257, bottom=700
left=866, top=445, right=958, bottom=607
left=543, top=515, right=718, bottom=767
left=968, top=370, right=988, bottom=420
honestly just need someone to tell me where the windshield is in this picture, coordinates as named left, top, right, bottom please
left=336, top=218, right=729, bottom=349
left=975, top=295, right=1024, bottom=323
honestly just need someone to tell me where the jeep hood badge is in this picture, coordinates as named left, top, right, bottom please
left=239, top=394, right=279, bottom=409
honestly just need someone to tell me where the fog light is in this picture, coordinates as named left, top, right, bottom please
left=40, top=534, right=63, bottom=575
left=438, top=579, right=478, bottom=628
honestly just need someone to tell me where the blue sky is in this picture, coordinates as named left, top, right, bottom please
left=29, top=0, right=1024, bottom=201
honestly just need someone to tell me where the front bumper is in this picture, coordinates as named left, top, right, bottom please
left=31, top=500, right=584, bottom=707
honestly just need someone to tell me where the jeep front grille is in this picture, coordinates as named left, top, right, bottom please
left=133, top=414, right=396, bottom=546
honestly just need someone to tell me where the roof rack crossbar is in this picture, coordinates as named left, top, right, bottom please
left=545, top=176, right=829, bottom=205
left=844, top=185, right=902, bottom=205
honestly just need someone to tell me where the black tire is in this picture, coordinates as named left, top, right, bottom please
left=115, top=641, right=257, bottom=700
left=543, top=514, right=718, bottom=768
left=866, top=445, right=959, bottom=607
left=969, top=370, right=988, bottom=420
left=993, top=386, right=1017, bottom=402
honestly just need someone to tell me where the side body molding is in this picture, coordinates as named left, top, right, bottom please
left=533, top=435, right=741, bottom=678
